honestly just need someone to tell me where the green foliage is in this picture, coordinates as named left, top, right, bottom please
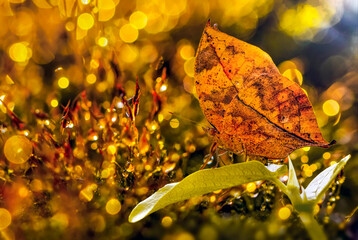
left=129, top=161, right=287, bottom=222
left=129, top=155, right=351, bottom=240
left=304, top=155, right=350, bottom=203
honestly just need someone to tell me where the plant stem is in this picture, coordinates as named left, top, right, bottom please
left=272, top=178, right=290, bottom=197
left=299, top=212, right=327, bottom=240
left=272, top=178, right=327, bottom=240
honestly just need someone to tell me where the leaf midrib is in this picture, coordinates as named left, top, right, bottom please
left=204, top=40, right=317, bottom=147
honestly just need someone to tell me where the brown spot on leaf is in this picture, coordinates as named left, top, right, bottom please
left=195, top=46, right=219, bottom=74
left=194, top=23, right=331, bottom=159
left=222, top=94, right=232, bottom=104
left=225, top=45, right=238, bottom=55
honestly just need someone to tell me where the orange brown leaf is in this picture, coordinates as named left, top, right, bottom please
left=194, top=22, right=333, bottom=159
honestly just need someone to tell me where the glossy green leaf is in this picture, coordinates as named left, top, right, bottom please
left=287, top=157, right=300, bottom=190
left=305, top=155, right=350, bottom=202
left=129, top=161, right=287, bottom=223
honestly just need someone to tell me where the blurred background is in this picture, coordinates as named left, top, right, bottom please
left=0, top=0, right=357, bottom=239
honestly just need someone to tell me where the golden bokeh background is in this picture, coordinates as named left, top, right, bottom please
left=0, top=0, right=357, bottom=239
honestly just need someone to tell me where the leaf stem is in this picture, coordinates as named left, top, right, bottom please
left=272, top=178, right=327, bottom=240
left=299, top=212, right=327, bottom=240
left=271, top=178, right=290, bottom=197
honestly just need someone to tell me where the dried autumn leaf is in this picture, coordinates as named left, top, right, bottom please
left=194, top=22, right=333, bottom=159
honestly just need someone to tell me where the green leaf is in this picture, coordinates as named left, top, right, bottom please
left=287, top=157, right=300, bottom=190
left=285, top=157, right=302, bottom=206
left=128, top=161, right=287, bottom=223
left=305, top=155, right=350, bottom=203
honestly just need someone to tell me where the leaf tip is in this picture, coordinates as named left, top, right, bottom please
left=342, top=154, right=351, bottom=163
left=128, top=212, right=140, bottom=223
left=287, top=157, right=300, bottom=189
left=322, top=140, right=336, bottom=148
left=128, top=205, right=147, bottom=223
left=205, top=19, right=220, bottom=31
